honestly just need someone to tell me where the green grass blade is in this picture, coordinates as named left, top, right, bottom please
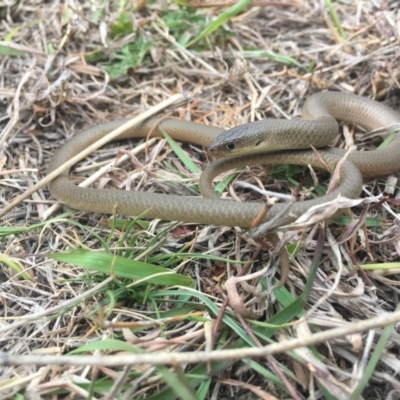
left=214, top=172, right=237, bottom=196
left=361, top=262, right=400, bottom=271
left=160, top=367, right=198, bottom=400
left=196, top=379, right=212, bottom=400
left=163, top=131, right=200, bottom=174
left=378, top=131, right=398, bottom=149
left=0, top=43, right=26, bottom=56
left=324, top=0, right=346, bottom=39
left=242, top=50, right=302, bottom=68
left=70, top=339, right=197, bottom=399
left=349, top=305, right=400, bottom=399
left=48, top=251, right=195, bottom=287
left=68, top=339, right=140, bottom=354
left=0, top=254, right=33, bottom=281
left=0, top=211, right=75, bottom=238
left=186, top=0, right=252, bottom=48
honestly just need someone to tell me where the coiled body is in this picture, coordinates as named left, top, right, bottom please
left=47, top=92, right=400, bottom=228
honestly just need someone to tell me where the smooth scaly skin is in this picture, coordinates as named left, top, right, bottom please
left=47, top=92, right=400, bottom=228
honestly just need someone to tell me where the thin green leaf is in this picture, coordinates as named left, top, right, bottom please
left=246, top=359, right=295, bottom=388
left=163, top=131, right=200, bottom=174
left=197, top=379, right=212, bottom=400
left=332, top=215, right=389, bottom=227
left=0, top=254, right=34, bottom=281
left=186, top=0, right=252, bottom=48
left=0, top=211, right=75, bottom=238
left=241, top=50, right=302, bottom=68
left=361, top=262, right=400, bottom=271
left=68, top=339, right=140, bottom=355
left=161, top=367, right=198, bottom=400
left=152, top=289, right=258, bottom=346
left=349, top=305, right=400, bottom=400
left=48, top=251, right=195, bottom=287
left=0, top=43, right=26, bottom=56
left=378, top=130, right=398, bottom=149
left=324, top=0, right=346, bottom=39
left=70, top=339, right=197, bottom=399
left=146, top=338, right=253, bottom=400
left=214, top=172, right=237, bottom=196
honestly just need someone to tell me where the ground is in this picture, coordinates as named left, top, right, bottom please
left=1, top=1, right=400, bottom=399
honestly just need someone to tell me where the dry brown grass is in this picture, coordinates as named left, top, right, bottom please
left=1, top=1, right=400, bottom=399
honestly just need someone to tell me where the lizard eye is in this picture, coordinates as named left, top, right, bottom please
left=225, top=142, right=236, bottom=151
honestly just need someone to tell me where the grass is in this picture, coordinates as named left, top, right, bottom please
left=1, top=1, right=400, bottom=399
left=324, top=0, right=346, bottom=39
left=185, top=0, right=252, bottom=48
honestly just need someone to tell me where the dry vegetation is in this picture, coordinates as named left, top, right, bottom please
left=1, top=0, right=400, bottom=399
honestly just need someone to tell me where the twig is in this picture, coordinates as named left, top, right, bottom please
left=2, top=309, right=400, bottom=366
